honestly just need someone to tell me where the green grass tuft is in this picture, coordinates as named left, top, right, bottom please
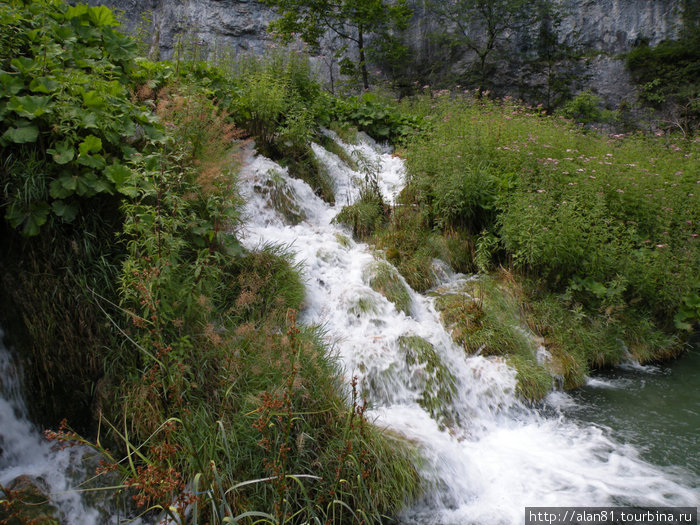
left=364, top=260, right=412, bottom=316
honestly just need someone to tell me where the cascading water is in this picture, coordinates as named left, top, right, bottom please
left=238, top=132, right=699, bottom=524
left=0, top=330, right=115, bottom=524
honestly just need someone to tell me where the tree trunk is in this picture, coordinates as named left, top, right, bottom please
left=358, top=24, right=369, bottom=90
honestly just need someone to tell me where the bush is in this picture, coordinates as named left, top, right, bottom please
left=556, top=90, right=611, bottom=125
left=331, top=92, right=423, bottom=143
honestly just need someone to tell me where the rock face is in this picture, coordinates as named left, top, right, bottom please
left=557, top=0, right=683, bottom=104
left=560, top=0, right=682, bottom=53
left=85, top=0, right=275, bottom=58
left=88, top=0, right=685, bottom=105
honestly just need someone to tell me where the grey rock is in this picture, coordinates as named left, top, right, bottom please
left=88, top=0, right=685, bottom=105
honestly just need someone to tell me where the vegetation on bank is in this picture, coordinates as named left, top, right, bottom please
left=0, top=1, right=419, bottom=522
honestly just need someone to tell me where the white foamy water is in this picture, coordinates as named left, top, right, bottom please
left=0, top=332, right=111, bottom=524
left=240, top=132, right=700, bottom=523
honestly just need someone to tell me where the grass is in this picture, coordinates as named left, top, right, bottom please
left=399, top=93, right=698, bottom=324
left=397, top=335, right=458, bottom=426
left=364, top=260, right=412, bottom=315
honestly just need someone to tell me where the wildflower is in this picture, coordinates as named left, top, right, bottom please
left=656, top=244, right=668, bottom=248
left=616, top=189, right=624, bottom=193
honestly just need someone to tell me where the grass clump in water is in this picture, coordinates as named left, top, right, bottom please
left=398, top=335, right=458, bottom=426
left=347, top=291, right=381, bottom=318
left=253, top=169, right=306, bottom=225
left=364, top=260, right=412, bottom=316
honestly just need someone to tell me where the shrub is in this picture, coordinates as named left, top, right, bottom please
left=556, top=90, right=611, bottom=125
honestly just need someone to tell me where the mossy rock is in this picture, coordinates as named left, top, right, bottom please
left=334, top=233, right=352, bottom=248
left=317, top=133, right=359, bottom=170
left=433, top=292, right=483, bottom=352
left=364, top=261, right=412, bottom=316
left=398, top=335, right=458, bottom=426
left=0, top=475, right=60, bottom=524
left=254, top=170, right=305, bottom=225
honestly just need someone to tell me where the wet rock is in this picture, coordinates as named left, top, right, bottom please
left=0, top=474, right=60, bottom=524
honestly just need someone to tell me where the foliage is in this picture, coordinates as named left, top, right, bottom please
left=0, top=0, right=161, bottom=237
left=626, top=33, right=700, bottom=135
left=556, top=90, right=612, bottom=125
left=331, top=92, right=423, bottom=143
left=1, top=1, right=421, bottom=523
left=261, top=0, right=411, bottom=89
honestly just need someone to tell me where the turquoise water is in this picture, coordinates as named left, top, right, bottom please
left=564, top=341, right=700, bottom=480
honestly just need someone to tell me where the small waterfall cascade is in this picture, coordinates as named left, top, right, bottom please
left=237, top=131, right=699, bottom=524
left=0, top=331, right=114, bottom=524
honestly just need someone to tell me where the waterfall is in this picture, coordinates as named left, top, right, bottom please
left=0, top=331, right=114, bottom=524
left=237, top=132, right=699, bottom=524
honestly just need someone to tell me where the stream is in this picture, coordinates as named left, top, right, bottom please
left=237, top=132, right=699, bottom=524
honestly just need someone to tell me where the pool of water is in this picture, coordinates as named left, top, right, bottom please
left=562, top=340, right=700, bottom=479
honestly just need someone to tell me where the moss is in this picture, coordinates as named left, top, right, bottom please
left=334, top=232, right=352, bottom=248
left=287, top=148, right=335, bottom=204
left=364, top=261, right=412, bottom=315
left=433, top=292, right=484, bottom=352
left=275, top=143, right=336, bottom=204
left=398, top=335, right=457, bottom=426
left=317, top=132, right=359, bottom=170
left=432, top=275, right=565, bottom=401
left=0, top=475, right=60, bottom=524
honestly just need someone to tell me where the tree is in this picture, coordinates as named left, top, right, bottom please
left=429, top=0, right=534, bottom=93
left=261, top=0, right=411, bottom=89
left=520, top=1, right=589, bottom=112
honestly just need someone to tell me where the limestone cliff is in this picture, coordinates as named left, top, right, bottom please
left=87, top=0, right=686, bottom=105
